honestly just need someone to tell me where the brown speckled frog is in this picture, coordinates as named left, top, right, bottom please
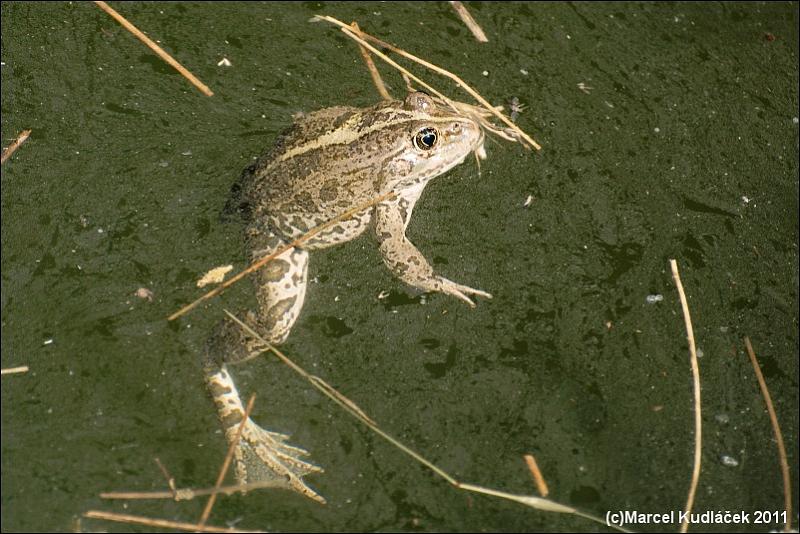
left=203, top=92, right=490, bottom=502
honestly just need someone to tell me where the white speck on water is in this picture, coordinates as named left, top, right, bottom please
left=482, top=70, right=489, bottom=76
left=715, top=413, right=730, bottom=424
left=720, top=455, right=739, bottom=467
left=741, top=195, right=751, bottom=204
left=43, top=338, right=53, bottom=345
left=520, top=69, right=529, bottom=75
left=377, top=290, right=390, bottom=299
left=720, top=326, right=729, bottom=333
left=646, top=294, right=663, bottom=304
left=654, top=127, right=660, bottom=133
left=523, top=195, right=534, bottom=207
left=217, top=57, right=232, bottom=67
left=334, top=295, right=340, bottom=302
left=793, top=117, right=799, bottom=124
left=696, top=348, right=704, bottom=358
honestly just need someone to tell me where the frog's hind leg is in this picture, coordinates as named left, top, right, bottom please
left=249, top=231, right=310, bottom=346
left=202, top=354, right=324, bottom=503
left=203, top=231, right=323, bottom=502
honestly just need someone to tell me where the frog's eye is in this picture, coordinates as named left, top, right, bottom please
left=413, top=127, right=439, bottom=151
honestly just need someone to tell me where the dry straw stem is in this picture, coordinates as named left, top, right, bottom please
left=450, top=1, right=489, bottom=42
left=523, top=454, right=549, bottom=497
left=743, top=336, right=793, bottom=532
left=154, top=456, right=178, bottom=496
left=198, top=394, right=257, bottom=527
left=100, top=480, right=286, bottom=501
left=94, top=1, right=214, bottom=96
left=352, top=21, right=392, bottom=101
left=669, top=259, right=702, bottom=534
left=315, top=15, right=541, bottom=151
left=1, top=366, right=30, bottom=375
left=82, top=510, right=261, bottom=533
left=168, top=192, right=395, bottom=321
left=1, top=129, right=31, bottom=164
left=224, top=312, right=629, bottom=533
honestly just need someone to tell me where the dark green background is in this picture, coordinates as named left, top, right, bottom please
left=2, top=2, right=798, bottom=532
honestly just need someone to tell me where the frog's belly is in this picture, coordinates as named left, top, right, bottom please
left=267, top=208, right=372, bottom=250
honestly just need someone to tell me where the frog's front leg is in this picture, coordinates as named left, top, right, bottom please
left=375, top=194, right=492, bottom=307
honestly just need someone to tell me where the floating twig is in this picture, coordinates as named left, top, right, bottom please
left=100, top=480, right=284, bottom=501
left=1, top=366, right=30, bottom=375
left=315, top=16, right=541, bottom=151
left=352, top=21, right=391, bottom=101
left=669, top=259, right=702, bottom=534
left=1, top=129, right=31, bottom=165
left=94, top=1, right=214, bottom=96
left=449, top=1, right=488, bottom=43
left=198, top=394, right=257, bottom=528
left=523, top=454, right=549, bottom=497
left=82, top=510, right=260, bottom=533
left=224, top=311, right=627, bottom=532
left=154, top=457, right=178, bottom=497
left=168, top=191, right=396, bottom=321
left=743, top=336, right=793, bottom=532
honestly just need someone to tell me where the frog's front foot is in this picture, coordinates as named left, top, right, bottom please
left=437, top=276, right=492, bottom=308
left=228, top=416, right=326, bottom=504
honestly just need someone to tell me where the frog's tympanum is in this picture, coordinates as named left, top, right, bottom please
left=203, top=92, right=490, bottom=501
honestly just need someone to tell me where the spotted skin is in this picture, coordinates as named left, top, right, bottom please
left=203, top=92, right=489, bottom=503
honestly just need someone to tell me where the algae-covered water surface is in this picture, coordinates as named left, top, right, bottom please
left=2, top=2, right=798, bottom=532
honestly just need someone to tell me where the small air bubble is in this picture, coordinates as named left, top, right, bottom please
left=720, top=455, right=739, bottom=467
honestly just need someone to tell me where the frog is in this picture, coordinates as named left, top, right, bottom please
left=203, top=92, right=491, bottom=502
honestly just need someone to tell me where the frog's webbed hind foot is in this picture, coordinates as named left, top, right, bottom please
left=435, top=276, right=492, bottom=308
left=206, top=362, right=325, bottom=504
left=230, top=416, right=326, bottom=504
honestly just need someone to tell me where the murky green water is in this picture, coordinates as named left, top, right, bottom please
left=2, top=2, right=798, bottom=532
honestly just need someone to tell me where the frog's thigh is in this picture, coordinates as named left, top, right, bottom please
left=252, top=243, right=309, bottom=345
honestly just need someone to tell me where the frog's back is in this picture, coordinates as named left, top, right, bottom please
left=224, top=105, right=358, bottom=222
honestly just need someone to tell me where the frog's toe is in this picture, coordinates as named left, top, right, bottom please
left=231, top=417, right=325, bottom=504
left=437, top=277, right=492, bottom=307
left=466, top=287, right=493, bottom=300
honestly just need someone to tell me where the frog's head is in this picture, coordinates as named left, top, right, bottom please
left=381, top=92, right=484, bottom=184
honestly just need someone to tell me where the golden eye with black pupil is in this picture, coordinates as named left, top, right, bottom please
left=413, top=127, right=439, bottom=150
